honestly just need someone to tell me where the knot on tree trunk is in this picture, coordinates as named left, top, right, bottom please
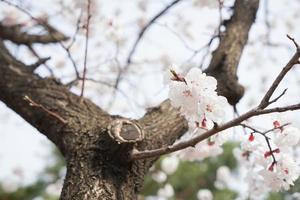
left=108, top=118, right=144, bottom=144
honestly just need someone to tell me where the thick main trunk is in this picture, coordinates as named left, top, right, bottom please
left=58, top=124, right=159, bottom=200
left=61, top=147, right=141, bottom=200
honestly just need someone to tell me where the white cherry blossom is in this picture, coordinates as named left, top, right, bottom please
left=197, top=189, right=213, bottom=200
left=214, top=166, right=231, bottom=189
left=157, top=184, right=174, bottom=199
left=179, top=140, right=224, bottom=161
left=161, top=156, right=179, bottom=175
left=169, top=81, right=199, bottom=120
left=274, top=126, right=300, bottom=147
left=152, top=171, right=167, bottom=183
left=185, top=68, right=217, bottom=93
left=198, top=94, right=228, bottom=123
left=168, top=67, right=228, bottom=123
left=168, top=66, right=300, bottom=196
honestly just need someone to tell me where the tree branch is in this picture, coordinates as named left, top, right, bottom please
left=27, top=56, right=51, bottom=72
left=80, top=0, right=91, bottom=97
left=126, top=0, right=183, bottom=65
left=259, top=35, right=300, bottom=109
left=24, top=95, right=67, bottom=124
left=0, top=39, right=110, bottom=154
left=204, top=0, right=260, bottom=105
left=113, top=0, right=184, bottom=94
left=137, top=100, right=188, bottom=151
left=0, top=22, right=68, bottom=45
left=131, top=44, right=300, bottom=160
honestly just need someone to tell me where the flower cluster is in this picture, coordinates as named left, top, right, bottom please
left=167, top=66, right=300, bottom=197
left=237, top=117, right=300, bottom=198
left=168, top=67, right=228, bottom=126
left=167, top=67, right=229, bottom=160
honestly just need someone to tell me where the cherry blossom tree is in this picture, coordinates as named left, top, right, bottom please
left=0, top=0, right=300, bottom=199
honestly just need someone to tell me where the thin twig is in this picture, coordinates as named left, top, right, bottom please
left=239, top=123, right=264, bottom=134
left=259, top=37, right=300, bottom=109
left=80, top=0, right=91, bottom=97
left=126, top=0, right=183, bottom=65
left=264, top=136, right=277, bottom=164
left=27, top=45, right=53, bottom=74
left=57, top=12, right=83, bottom=78
left=24, top=95, right=67, bottom=124
left=240, top=122, right=289, bottom=166
left=112, top=0, right=184, bottom=94
left=0, top=0, right=80, bottom=77
left=66, top=11, right=82, bottom=50
left=0, top=0, right=68, bottom=42
left=58, top=42, right=80, bottom=78
left=287, top=34, right=299, bottom=49
left=268, top=88, right=287, bottom=105
left=1, top=0, right=40, bottom=22
left=198, top=0, right=224, bottom=69
left=198, top=33, right=219, bottom=69
left=28, top=56, right=51, bottom=72
left=154, top=23, right=218, bottom=68
left=262, top=123, right=290, bottom=135
left=255, top=102, right=300, bottom=115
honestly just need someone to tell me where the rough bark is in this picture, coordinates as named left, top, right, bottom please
left=205, top=0, right=260, bottom=105
left=0, top=0, right=260, bottom=199
left=0, top=39, right=187, bottom=199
